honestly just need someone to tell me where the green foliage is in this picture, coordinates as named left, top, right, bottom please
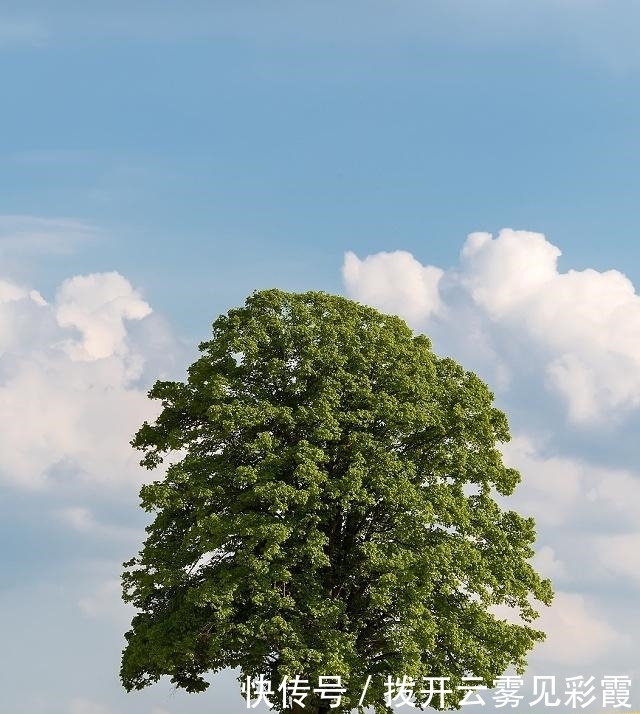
left=121, top=289, right=553, bottom=713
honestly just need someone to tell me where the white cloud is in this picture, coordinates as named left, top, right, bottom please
left=344, top=228, right=640, bottom=423
left=499, top=435, right=583, bottom=527
left=55, top=272, right=152, bottom=361
left=342, top=249, right=443, bottom=326
left=0, top=279, right=48, bottom=353
left=500, top=433, right=640, bottom=539
left=492, top=591, right=628, bottom=667
left=581, top=467, right=640, bottom=524
left=460, top=230, right=561, bottom=318
left=0, top=351, right=154, bottom=490
left=0, top=271, right=162, bottom=490
left=533, top=545, right=569, bottom=582
left=0, top=278, right=34, bottom=303
left=593, top=533, right=640, bottom=587
left=460, top=229, right=640, bottom=422
left=531, top=592, right=630, bottom=666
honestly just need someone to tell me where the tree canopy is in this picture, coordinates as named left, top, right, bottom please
left=121, top=289, right=553, bottom=713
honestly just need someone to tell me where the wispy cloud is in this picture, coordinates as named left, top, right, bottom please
left=0, top=214, right=98, bottom=257
left=0, top=17, right=47, bottom=47
left=6, top=2, right=640, bottom=71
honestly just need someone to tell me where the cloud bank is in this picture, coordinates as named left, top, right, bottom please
left=3, top=221, right=638, bottom=712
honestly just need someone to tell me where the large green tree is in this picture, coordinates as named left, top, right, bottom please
left=121, top=289, right=553, bottom=713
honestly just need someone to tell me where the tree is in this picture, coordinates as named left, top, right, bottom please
left=121, top=289, right=553, bottom=714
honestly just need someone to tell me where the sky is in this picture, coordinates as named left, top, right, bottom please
left=3, top=1, right=640, bottom=712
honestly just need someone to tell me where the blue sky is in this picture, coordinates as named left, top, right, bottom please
left=3, top=2, right=640, bottom=713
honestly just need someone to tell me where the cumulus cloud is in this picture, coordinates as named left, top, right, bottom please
left=55, top=272, right=152, bottom=360
left=0, top=279, right=48, bottom=353
left=0, top=278, right=44, bottom=304
left=344, top=228, right=640, bottom=424
left=342, top=250, right=443, bottom=326
left=460, top=230, right=561, bottom=318
left=0, top=271, right=161, bottom=490
left=461, top=229, right=640, bottom=422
